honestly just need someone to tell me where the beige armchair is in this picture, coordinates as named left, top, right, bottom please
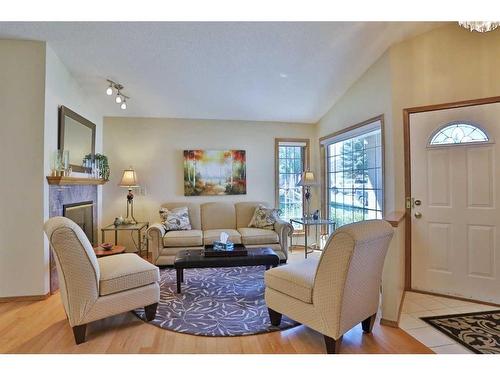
left=264, top=220, right=394, bottom=354
left=44, top=217, right=160, bottom=344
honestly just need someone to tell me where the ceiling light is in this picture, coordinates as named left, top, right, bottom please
left=458, top=21, right=500, bottom=33
left=115, top=94, right=122, bottom=104
left=120, top=101, right=127, bottom=110
left=106, top=83, right=113, bottom=96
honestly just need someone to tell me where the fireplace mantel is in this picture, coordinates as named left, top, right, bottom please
left=46, top=176, right=107, bottom=186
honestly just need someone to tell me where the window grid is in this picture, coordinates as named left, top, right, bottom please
left=326, top=128, right=383, bottom=227
left=278, top=145, right=305, bottom=228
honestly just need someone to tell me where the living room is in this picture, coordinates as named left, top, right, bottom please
left=1, top=1, right=500, bottom=373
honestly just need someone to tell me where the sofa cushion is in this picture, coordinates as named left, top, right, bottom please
left=264, top=258, right=319, bottom=303
left=249, top=205, right=279, bottom=229
left=163, top=229, right=203, bottom=247
left=201, top=202, right=236, bottom=230
left=160, top=203, right=201, bottom=230
left=203, top=229, right=242, bottom=245
left=238, top=227, right=279, bottom=245
left=160, top=206, right=192, bottom=230
left=235, top=202, right=267, bottom=228
left=98, top=253, right=159, bottom=296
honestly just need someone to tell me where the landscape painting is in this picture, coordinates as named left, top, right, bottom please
left=184, top=150, right=246, bottom=196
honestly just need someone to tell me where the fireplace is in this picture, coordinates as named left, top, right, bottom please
left=63, top=201, right=94, bottom=244
left=49, top=184, right=98, bottom=294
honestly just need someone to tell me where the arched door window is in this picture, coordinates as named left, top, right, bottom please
left=429, top=122, right=490, bottom=146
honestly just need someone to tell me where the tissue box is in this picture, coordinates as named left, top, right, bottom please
left=213, top=241, right=234, bottom=251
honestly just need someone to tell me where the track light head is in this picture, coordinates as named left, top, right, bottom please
left=115, top=94, right=122, bottom=104
left=106, top=86, right=113, bottom=96
left=120, top=101, right=127, bottom=110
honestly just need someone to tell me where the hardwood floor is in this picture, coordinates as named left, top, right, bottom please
left=0, top=293, right=432, bottom=354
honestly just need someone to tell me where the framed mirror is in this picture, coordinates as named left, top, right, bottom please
left=58, top=106, right=96, bottom=172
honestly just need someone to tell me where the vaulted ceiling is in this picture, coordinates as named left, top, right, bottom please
left=0, top=22, right=443, bottom=123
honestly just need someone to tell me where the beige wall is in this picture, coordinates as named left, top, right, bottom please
left=316, top=24, right=500, bottom=324
left=0, top=40, right=47, bottom=297
left=317, top=51, right=394, bottom=212
left=0, top=40, right=103, bottom=298
left=102, top=117, right=316, bottom=238
left=390, top=25, right=500, bottom=208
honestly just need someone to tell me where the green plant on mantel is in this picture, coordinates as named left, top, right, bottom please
left=83, top=153, right=110, bottom=181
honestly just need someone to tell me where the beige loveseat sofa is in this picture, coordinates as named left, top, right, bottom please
left=147, top=201, right=294, bottom=266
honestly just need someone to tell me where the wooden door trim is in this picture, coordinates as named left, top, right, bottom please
left=403, top=95, right=500, bottom=290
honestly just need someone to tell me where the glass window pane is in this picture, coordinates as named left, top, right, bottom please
left=324, top=122, right=383, bottom=226
left=429, top=122, right=489, bottom=145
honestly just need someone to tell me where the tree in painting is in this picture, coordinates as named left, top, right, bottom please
left=184, top=150, right=246, bottom=196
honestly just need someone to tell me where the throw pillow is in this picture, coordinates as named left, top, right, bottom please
left=159, top=206, right=192, bottom=231
left=248, top=205, right=279, bottom=230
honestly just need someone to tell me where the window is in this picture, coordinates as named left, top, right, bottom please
left=429, top=122, right=489, bottom=146
left=321, top=117, right=384, bottom=227
left=275, top=139, right=309, bottom=224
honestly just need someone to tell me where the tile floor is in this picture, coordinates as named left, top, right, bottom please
left=400, top=291, right=496, bottom=354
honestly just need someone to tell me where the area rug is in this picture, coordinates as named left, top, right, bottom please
left=135, top=266, right=298, bottom=336
left=421, top=310, right=500, bottom=354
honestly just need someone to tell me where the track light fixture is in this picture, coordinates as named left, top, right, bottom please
left=105, top=79, right=130, bottom=110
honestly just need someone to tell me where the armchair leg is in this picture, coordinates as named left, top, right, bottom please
left=72, top=324, right=87, bottom=345
left=361, top=313, right=377, bottom=333
left=144, top=303, right=158, bottom=321
left=268, top=308, right=282, bottom=326
left=324, top=335, right=342, bottom=354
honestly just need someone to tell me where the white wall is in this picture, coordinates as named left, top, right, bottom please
left=102, top=117, right=317, bottom=235
left=0, top=40, right=47, bottom=297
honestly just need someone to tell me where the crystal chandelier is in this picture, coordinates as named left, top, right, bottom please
left=458, top=21, right=500, bottom=33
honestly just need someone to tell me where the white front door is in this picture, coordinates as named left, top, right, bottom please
left=410, top=103, right=500, bottom=304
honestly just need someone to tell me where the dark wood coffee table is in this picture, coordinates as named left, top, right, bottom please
left=174, top=247, right=280, bottom=293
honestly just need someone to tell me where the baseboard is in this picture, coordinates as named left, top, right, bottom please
left=379, top=318, right=399, bottom=328
left=409, top=289, right=500, bottom=308
left=0, top=292, right=50, bottom=303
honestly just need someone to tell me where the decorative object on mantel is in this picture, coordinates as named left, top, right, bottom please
left=51, top=149, right=71, bottom=177
left=83, top=153, right=110, bottom=180
left=119, top=167, right=140, bottom=224
left=183, top=150, right=246, bottom=196
left=105, top=79, right=130, bottom=110
left=458, top=21, right=499, bottom=33
left=296, top=170, right=318, bottom=218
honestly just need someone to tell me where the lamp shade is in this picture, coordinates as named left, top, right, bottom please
left=119, top=168, right=139, bottom=187
left=296, top=171, right=318, bottom=187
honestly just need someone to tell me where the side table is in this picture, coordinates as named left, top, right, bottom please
left=101, top=222, right=149, bottom=258
left=93, top=245, right=126, bottom=258
left=289, top=218, right=336, bottom=258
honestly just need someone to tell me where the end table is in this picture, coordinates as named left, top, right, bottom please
left=101, top=222, right=149, bottom=257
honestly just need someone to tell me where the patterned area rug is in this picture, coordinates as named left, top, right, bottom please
left=421, top=310, right=500, bottom=354
left=135, top=266, right=298, bottom=336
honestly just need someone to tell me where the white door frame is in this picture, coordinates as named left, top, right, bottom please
left=403, top=96, right=500, bottom=300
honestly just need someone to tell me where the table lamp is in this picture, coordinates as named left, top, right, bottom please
left=119, top=167, right=139, bottom=224
left=297, top=170, right=318, bottom=218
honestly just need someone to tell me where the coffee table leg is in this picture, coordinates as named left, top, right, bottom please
left=180, top=268, right=184, bottom=282
left=176, top=268, right=182, bottom=293
left=265, top=265, right=270, bottom=270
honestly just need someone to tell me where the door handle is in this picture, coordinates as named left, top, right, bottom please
left=414, top=212, right=422, bottom=219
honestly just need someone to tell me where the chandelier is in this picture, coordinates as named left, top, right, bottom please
left=458, top=21, right=500, bottom=33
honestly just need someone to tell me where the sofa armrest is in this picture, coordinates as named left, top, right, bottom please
left=147, top=223, right=166, bottom=264
left=274, top=219, right=294, bottom=260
